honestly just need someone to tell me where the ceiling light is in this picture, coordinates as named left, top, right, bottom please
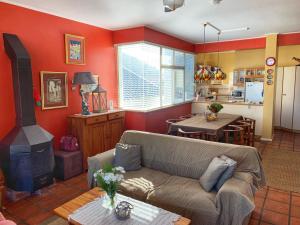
left=221, top=27, right=250, bottom=33
left=211, top=0, right=223, bottom=5
left=163, top=0, right=185, bottom=12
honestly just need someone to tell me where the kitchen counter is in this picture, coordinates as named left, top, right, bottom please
left=193, top=100, right=263, bottom=106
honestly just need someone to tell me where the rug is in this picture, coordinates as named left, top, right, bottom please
left=262, top=148, right=300, bottom=193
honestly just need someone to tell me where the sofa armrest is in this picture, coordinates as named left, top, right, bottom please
left=87, top=149, right=115, bottom=188
left=216, top=176, right=255, bottom=225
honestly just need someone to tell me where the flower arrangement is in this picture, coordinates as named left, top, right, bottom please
left=206, top=103, right=223, bottom=121
left=208, top=103, right=223, bottom=113
left=94, top=164, right=125, bottom=207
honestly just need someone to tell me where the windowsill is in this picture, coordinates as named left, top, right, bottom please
left=122, top=101, right=193, bottom=113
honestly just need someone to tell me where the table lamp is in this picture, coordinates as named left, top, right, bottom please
left=73, top=72, right=96, bottom=115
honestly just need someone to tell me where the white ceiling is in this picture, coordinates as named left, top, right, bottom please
left=3, top=0, right=300, bottom=43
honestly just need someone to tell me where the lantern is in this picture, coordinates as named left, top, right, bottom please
left=92, top=85, right=107, bottom=113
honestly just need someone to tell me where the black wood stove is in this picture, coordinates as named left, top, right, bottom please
left=0, top=34, right=54, bottom=193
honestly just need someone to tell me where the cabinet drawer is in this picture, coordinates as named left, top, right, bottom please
left=108, top=112, right=125, bottom=120
left=86, top=115, right=107, bottom=125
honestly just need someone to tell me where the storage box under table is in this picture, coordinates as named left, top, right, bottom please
left=54, top=150, right=83, bottom=180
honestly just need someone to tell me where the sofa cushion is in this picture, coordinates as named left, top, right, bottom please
left=200, top=157, right=229, bottom=192
left=215, top=155, right=237, bottom=191
left=113, top=143, right=141, bottom=171
left=147, top=176, right=218, bottom=225
left=118, top=167, right=171, bottom=201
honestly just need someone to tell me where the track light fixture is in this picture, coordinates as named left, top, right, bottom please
left=163, top=0, right=185, bottom=12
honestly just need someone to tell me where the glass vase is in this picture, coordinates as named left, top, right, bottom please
left=103, top=192, right=116, bottom=209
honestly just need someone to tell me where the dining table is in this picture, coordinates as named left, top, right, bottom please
left=169, top=113, right=242, bottom=139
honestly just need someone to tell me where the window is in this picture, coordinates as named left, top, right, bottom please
left=118, top=43, right=195, bottom=110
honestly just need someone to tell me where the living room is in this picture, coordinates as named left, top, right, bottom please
left=0, top=0, right=300, bottom=225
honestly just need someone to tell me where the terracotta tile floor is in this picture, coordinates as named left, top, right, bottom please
left=2, top=173, right=89, bottom=225
left=1, top=129, right=300, bottom=225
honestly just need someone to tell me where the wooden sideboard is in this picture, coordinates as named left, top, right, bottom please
left=67, top=110, right=125, bottom=170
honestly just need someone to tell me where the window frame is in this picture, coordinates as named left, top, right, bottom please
left=117, top=41, right=195, bottom=112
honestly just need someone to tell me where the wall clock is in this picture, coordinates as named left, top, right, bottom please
left=266, top=57, right=276, bottom=66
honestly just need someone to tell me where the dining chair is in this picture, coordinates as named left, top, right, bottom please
left=177, top=128, right=206, bottom=140
left=235, top=121, right=252, bottom=146
left=179, top=114, right=193, bottom=120
left=239, top=117, right=256, bottom=146
left=166, top=119, right=183, bottom=135
left=223, top=125, right=245, bottom=145
left=204, top=133, right=219, bottom=142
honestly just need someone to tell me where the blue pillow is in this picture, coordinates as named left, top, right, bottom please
left=199, top=157, right=229, bottom=192
left=215, top=155, right=237, bottom=191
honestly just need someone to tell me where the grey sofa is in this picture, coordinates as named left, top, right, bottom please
left=88, top=130, right=265, bottom=225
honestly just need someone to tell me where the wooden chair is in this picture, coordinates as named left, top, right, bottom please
left=239, top=117, right=256, bottom=146
left=177, top=128, right=206, bottom=140
left=235, top=121, right=252, bottom=146
left=204, top=132, right=219, bottom=142
left=223, top=125, right=245, bottom=145
left=166, top=119, right=183, bottom=135
left=179, top=114, right=193, bottom=120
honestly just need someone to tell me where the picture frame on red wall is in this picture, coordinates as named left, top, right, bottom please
left=65, top=34, right=85, bottom=65
left=40, top=71, right=68, bottom=110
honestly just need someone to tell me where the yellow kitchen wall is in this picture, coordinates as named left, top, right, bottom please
left=196, top=46, right=300, bottom=69
left=235, top=49, right=265, bottom=68
left=196, top=52, right=235, bottom=84
left=278, top=45, right=300, bottom=66
left=196, top=49, right=265, bottom=84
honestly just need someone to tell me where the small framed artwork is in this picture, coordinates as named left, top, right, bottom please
left=65, top=34, right=85, bottom=65
left=40, top=71, right=68, bottom=110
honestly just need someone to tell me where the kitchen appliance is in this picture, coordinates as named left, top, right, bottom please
left=245, top=82, right=264, bottom=103
left=0, top=34, right=54, bottom=193
left=232, top=90, right=244, bottom=99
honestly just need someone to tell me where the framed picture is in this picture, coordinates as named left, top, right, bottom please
left=65, top=34, right=85, bottom=65
left=40, top=71, right=68, bottom=110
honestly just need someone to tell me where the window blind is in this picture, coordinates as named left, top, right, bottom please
left=118, top=43, right=195, bottom=111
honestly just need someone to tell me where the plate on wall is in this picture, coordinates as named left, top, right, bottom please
left=266, top=57, right=276, bottom=66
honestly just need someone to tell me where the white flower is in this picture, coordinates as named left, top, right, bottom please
left=115, top=166, right=126, bottom=173
left=116, top=174, right=124, bottom=182
left=103, top=173, right=114, bottom=183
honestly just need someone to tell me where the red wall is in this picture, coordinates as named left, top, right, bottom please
left=278, top=33, right=300, bottom=46
left=195, top=37, right=266, bottom=53
left=0, top=3, right=118, bottom=148
left=113, top=26, right=195, bottom=52
left=113, top=27, right=145, bottom=45
left=125, top=103, right=192, bottom=134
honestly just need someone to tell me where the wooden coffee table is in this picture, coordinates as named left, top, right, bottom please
left=54, top=187, right=191, bottom=225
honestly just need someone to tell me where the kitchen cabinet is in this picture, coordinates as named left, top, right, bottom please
left=293, top=66, right=300, bottom=130
left=275, top=66, right=300, bottom=131
left=233, top=67, right=265, bottom=87
left=67, top=110, right=125, bottom=170
left=274, top=67, right=283, bottom=127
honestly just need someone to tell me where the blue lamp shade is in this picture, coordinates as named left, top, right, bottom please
left=73, top=72, right=96, bottom=85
